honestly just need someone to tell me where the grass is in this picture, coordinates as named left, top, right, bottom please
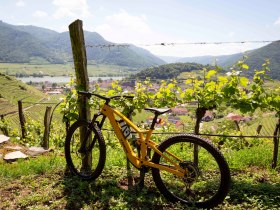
left=1, top=140, right=280, bottom=209
left=0, top=63, right=137, bottom=77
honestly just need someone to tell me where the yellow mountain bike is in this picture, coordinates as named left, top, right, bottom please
left=65, top=91, right=231, bottom=208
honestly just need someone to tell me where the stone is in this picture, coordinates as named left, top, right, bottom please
left=0, top=134, right=9, bottom=144
left=4, top=151, right=28, bottom=161
left=4, top=146, right=23, bottom=150
left=26, top=146, right=49, bottom=156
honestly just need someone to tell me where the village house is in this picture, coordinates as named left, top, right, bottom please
left=171, top=107, right=189, bottom=115
left=202, top=110, right=215, bottom=122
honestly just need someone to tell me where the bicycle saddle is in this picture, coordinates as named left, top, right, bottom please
left=144, top=108, right=171, bottom=115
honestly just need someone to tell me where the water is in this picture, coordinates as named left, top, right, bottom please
left=17, top=76, right=123, bottom=83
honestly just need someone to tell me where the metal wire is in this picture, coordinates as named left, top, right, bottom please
left=85, top=40, right=280, bottom=48
left=101, top=128, right=279, bottom=138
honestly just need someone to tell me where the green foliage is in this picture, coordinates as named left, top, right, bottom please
left=222, top=58, right=256, bottom=113
left=22, top=119, right=44, bottom=146
left=59, top=77, right=79, bottom=123
left=181, top=66, right=224, bottom=109
left=133, top=62, right=208, bottom=80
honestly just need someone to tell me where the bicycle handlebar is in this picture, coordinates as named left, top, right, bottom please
left=77, top=91, right=134, bottom=103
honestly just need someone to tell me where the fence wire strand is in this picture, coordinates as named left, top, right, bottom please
left=85, top=40, right=280, bottom=49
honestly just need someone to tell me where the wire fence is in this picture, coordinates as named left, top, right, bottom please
left=1, top=88, right=279, bottom=144
left=1, top=97, right=279, bottom=139
left=85, top=39, right=280, bottom=49
left=0, top=96, right=64, bottom=138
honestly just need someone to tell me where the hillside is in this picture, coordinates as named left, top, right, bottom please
left=177, top=53, right=243, bottom=67
left=0, top=22, right=63, bottom=64
left=177, top=41, right=280, bottom=80
left=133, top=62, right=209, bottom=79
left=0, top=73, right=45, bottom=115
left=244, top=41, right=280, bottom=79
left=0, top=21, right=165, bottom=68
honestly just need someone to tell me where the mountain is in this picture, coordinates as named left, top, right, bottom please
left=158, top=56, right=184, bottom=63
left=0, top=21, right=64, bottom=64
left=244, top=42, right=280, bottom=79
left=177, top=41, right=280, bottom=80
left=177, top=53, right=243, bottom=66
left=0, top=21, right=165, bottom=68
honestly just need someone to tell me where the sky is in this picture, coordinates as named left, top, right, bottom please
left=1, top=0, right=280, bottom=57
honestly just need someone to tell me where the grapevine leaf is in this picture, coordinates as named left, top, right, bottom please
left=240, top=77, right=249, bottom=87
left=242, top=64, right=249, bottom=70
left=206, top=70, right=217, bottom=79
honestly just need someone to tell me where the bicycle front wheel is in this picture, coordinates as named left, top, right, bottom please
left=65, top=120, right=106, bottom=180
left=151, top=134, right=230, bottom=209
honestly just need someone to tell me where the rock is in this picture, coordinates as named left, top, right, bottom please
left=4, top=146, right=23, bottom=150
left=4, top=151, right=28, bottom=162
left=0, top=135, right=9, bottom=144
left=26, top=146, right=49, bottom=157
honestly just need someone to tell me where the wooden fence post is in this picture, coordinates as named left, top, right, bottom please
left=0, top=115, right=9, bottom=136
left=69, top=19, right=91, bottom=169
left=194, top=107, right=207, bottom=166
left=69, top=19, right=90, bottom=121
left=272, top=118, right=280, bottom=168
left=18, top=100, right=26, bottom=139
left=42, top=106, right=52, bottom=149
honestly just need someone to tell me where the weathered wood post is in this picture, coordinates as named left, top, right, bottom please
left=42, top=106, right=52, bottom=149
left=69, top=19, right=91, bottom=170
left=0, top=115, right=9, bottom=136
left=18, top=100, right=26, bottom=139
left=194, top=107, right=207, bottom=166
left=272, top=118, right=280, bottom=168
left=69, top=19, right=90, bottom=121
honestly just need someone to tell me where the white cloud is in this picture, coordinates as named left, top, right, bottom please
left=228, top=32, right=235, bottom=38
left=94, top=9, right=157, bottom=43
left=33, top=11, right=48, bottom=18
left=274, top=17, right=280, bottom=25
left=95, top=24, right=111, bottom=32
left=16, top=0, right=25, bottom=7
left=52, top=0, right=91, bottom=19
left=106, top=9, right=150, bottom=34
left=98, top=6, right=105, bottom=12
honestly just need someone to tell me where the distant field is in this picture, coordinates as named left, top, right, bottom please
left=178, top=71, right=201, bottom=79
left=0, top=63, right=139, bottom=77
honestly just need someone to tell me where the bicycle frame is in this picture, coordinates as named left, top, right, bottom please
left=100, top=104, right=186, bottom=177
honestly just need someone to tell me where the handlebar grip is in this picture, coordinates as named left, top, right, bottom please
left=77, top=91, right=92, bottom=98
left=123, top=95, right=134, bottom=99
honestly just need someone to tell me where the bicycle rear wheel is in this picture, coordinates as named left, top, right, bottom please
left=65, top=120, right=106, bottom=180
left=151, top=134, right=230, bottom=209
